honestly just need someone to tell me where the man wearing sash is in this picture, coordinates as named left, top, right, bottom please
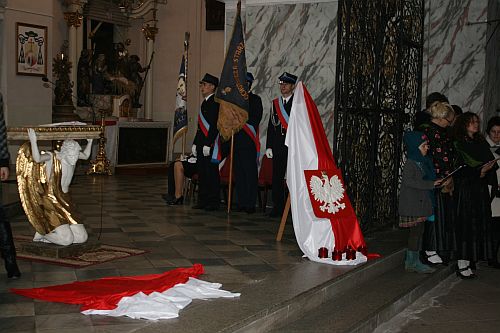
left=265, top=72, right=297, bottom=217
left=192, top=73, right=221, bottom=211
left=234, top=73, right=263, bottom=214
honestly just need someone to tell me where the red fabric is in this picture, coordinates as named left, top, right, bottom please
left=10, top=264, right=204, bottom=311
left=258, top=155, right=273, bottom=186
left=301, top=85, right=367, bottom=256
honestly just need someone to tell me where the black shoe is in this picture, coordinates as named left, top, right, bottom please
left=456, top=265, right=476, bottom=279
left=192, top=204, right=205, bottom=209
left=161, top=194, right=172, bottom=202
left=167, top=196, right=184, bottom=205
left=6, top=263, right=21, bottom=279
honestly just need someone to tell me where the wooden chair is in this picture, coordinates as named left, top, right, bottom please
left=219, top=155, right=235, bottom=205
left=257, top=155, right=273, bottom=212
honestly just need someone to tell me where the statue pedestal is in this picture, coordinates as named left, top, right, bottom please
left=53, top=104, right=80, bottom=123
left=19, top=239, right=100, bottom=259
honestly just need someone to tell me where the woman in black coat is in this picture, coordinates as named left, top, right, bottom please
left=453, top=112, right=498, bottom=278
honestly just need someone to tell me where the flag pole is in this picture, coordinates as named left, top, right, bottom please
left=183, top=32, right=189, bottom=156
left=276, top=194, right=291, bottom=241
left=227, top=131, right=235, bottom=215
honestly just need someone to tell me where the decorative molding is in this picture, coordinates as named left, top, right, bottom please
left=142, top=24, right=158, bottom=41
left=64, top=11, right=83, bottom=27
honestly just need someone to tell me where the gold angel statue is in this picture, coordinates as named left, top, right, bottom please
left=16, top=129, right=93, bottom=246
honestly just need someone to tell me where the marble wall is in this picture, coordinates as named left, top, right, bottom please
left=228, top=1, right=338, bottom=149
left=422, top=0, right=490, bottom=120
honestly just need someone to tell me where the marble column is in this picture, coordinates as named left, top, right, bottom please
left=63, top=11, right=82, bottom=106
left=142, top=24, right=158, bottom=121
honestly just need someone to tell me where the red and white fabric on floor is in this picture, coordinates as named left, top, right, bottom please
left=10, top=264, right=240, bottom=320
left=285, top=82, right=369, bottom=265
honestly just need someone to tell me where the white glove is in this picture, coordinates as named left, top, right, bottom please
left=191, top=145, right=197, bottom=157
left=203, top=146, right=210, bottom=157
left=265, top=148, right=273, bottom=159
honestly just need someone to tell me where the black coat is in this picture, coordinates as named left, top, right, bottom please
left=193, top=94, right=219, bottom=154
left=234, top=92, right=263, bottom=149
left=266, top=94, right=294, bottom=152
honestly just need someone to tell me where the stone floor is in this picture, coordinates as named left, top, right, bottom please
left=2, top=172, right=499, bottom=333
left=0, top=172, right=307, bottom=333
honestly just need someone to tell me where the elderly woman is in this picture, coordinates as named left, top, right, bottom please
left=485, top=116, right=500, bottom=268
left=453, top=112, right=497, bottom=278
left=418, top=101, right=456, bottom=265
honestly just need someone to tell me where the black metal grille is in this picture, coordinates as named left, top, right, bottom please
left=334, top=0, right=424, bottom=232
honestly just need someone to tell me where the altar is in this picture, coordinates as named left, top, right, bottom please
left=94, top=120, right=171, bottom=168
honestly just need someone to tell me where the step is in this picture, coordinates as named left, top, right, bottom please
left=271, top=261, right=454, bottom=333
left=135, top=246, right=409, bottom=333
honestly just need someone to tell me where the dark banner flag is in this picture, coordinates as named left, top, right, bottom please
left=215, top=1, right=249, bottom=140
left=172, top=34, right=189, bottom=146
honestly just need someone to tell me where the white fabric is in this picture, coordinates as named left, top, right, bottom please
left=82, top=277, right=240, bottom=320
left=192, top=144, right=197, bottom=157
left=202, top=145, right=210, bottom=157
left=285, top=82, right=366, bottom=266
left=265, top=148, right=273, bottom=158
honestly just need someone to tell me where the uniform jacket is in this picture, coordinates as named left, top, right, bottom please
left=193, top=94, right=219, bottom=151
left=234, top=92, right=263, bottom=149
left=266, top=94, right=293, bottom=150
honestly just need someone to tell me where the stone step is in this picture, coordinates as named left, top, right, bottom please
left=135, top=246, right=413, bottom=333
left=271, top=258, right=454, bottom=333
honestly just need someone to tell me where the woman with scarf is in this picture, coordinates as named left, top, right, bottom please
left=399, top=131, right=444, bottom=273
left=453, top=112, right=498, bottom=278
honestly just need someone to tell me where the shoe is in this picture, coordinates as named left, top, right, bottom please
left=205, top=205, right=219, bottom=211
left=423, top=251, right=445, bottom=265
left=167, top=196, right=184, bottom=205
left=6, top=262, right=21, bottom=279
left=192, top=204, right=205, bottom=209
left=456, top=265, right=476, bottom=279
left=161, top=194, right=172, bottom=202
left=406, top=250, right=435, bottom=274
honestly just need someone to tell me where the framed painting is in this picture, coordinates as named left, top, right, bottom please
left=16, top=22, right=47, bottom=76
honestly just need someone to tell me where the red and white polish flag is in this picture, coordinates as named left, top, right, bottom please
left=285, top=82, right=368, bottom=265
left=11, top=264, right=240, bottom=320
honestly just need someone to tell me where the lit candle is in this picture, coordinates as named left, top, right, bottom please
left=61, top=53, right=64, bottom=60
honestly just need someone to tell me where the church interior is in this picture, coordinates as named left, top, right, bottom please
left=0, top=0, right=499, bottom=332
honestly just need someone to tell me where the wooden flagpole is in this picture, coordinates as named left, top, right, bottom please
left=276, top=194, right=291, bottom=241
left=227, top=131, right=235, bottom=214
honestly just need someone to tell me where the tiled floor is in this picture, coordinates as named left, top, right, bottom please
left=1, top=172, right=304, bottom=332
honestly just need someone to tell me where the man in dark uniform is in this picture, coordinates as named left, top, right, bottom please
left=265, top=72, right=297, bottom=217
left=192, top=73, right=221, bottom=211
left=234, top=72, right=263, bottom=214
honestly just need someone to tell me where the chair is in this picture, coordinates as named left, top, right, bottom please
left=183, top=173, right=198, bottom=202
left=257, top=155, right=273, bottom=212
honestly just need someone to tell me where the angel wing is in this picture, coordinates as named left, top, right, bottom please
left=310, top=175, right=328, bottom=203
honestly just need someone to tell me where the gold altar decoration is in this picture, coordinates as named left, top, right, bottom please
left=7, top=126, right=101, bottom=235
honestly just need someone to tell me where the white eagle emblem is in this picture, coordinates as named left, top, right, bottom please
left=309, top=172, right=346, bottom=214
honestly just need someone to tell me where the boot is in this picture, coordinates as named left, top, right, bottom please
left=406, top=250, right=435, bottom=274
left=405, top=250, right=416, bottom=272
left=0, top=219, right=21, bottom=279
